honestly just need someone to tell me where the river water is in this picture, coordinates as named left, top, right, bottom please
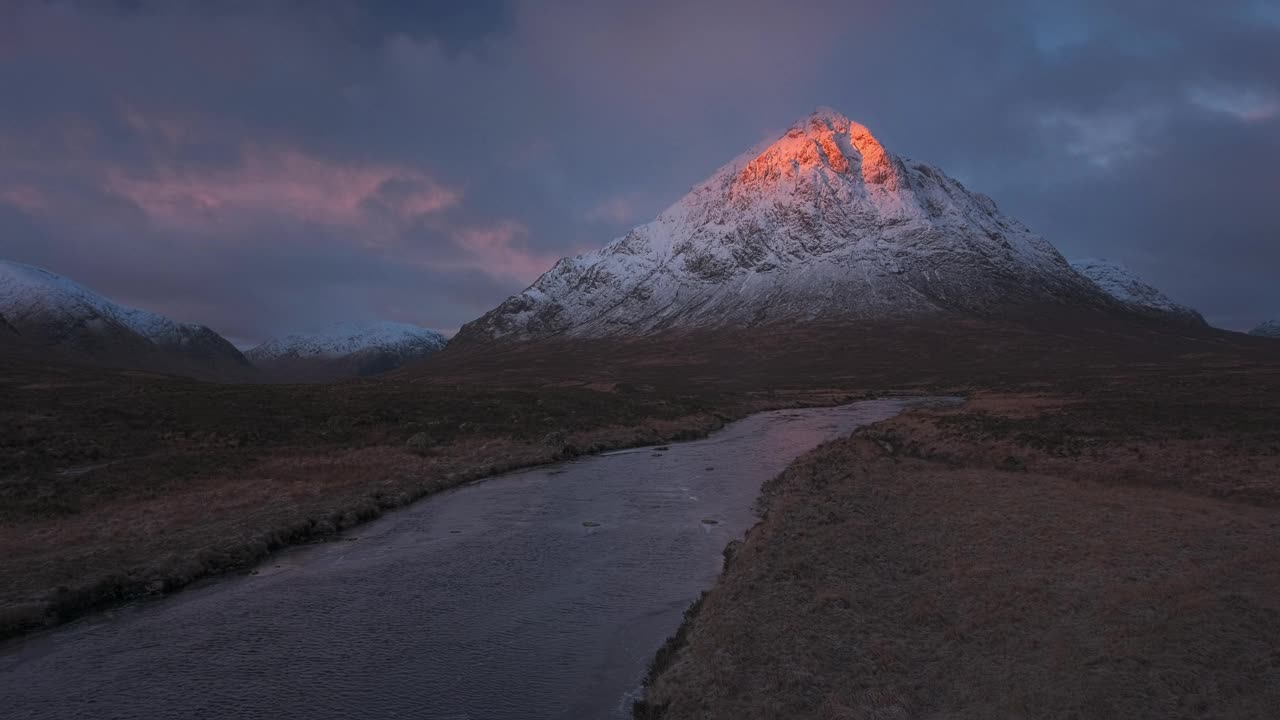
left=0, top=400, right=921, bottom=719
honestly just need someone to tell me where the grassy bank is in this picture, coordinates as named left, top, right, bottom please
left=6, top=320, right=1277, bottom=646
left=1, top=355, right=896, bottom=640
left=0, top=360, right=728, bottom=639
left=638, top=365, right=1280, bottom=719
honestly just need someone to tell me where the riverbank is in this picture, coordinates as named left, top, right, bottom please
left=7, top=319, right=1277, bottom=645
left=1, top=355, right=898, bottom=640
left=0, top=400, right=921, bottom=720
left=638, top=365, right=1280, bottom=718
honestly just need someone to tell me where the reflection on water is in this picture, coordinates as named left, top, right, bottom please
left=0, top=400, right=924, bottom=720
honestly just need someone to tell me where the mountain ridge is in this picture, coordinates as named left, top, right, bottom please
left=0, top=259, right=252, bottom=381
left=1070, top=258, right=1206, bottom=326
left=454, top=108, right=1112, bottom=345
left=247, top=321, right=448, bottom=381
left=1252, top=320, right=1280, bottom=338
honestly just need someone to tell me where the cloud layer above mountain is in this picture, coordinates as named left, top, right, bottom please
left=1, top=0, right=1277, bottom=341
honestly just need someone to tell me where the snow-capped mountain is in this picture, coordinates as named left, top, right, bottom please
left=0, top=259, right=252, bottom=380
left=246, top=321, right=448, bottom=381
left=455, top=108, right=1107, bottom=344
left=1251, top=320, right=1280, bottom=338
left=1070, top=258, right=1206, bottom=325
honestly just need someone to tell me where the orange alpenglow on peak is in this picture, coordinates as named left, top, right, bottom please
left=737, top=107, right=904, bottom=190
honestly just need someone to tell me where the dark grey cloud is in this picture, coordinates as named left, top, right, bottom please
left=0, top=0, right=1276, bottom=343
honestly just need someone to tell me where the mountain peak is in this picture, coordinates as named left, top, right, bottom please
left=738, top=107, right=902, bottom=191
left=453, top=107, right=1109, bottom=344
left=798, top=106, right=854, bottom=132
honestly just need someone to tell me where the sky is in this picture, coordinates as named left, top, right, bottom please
left=0, top=0, right=1277, bottom=344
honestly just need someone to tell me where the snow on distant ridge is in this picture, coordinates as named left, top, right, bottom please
left=1070, top=258, right=1204, bottom=323
left=1251, top=320, right=1280, bottom=337
left=0, top=259, right=217, bottom=345
left=246, top=321, right=447, bottom=361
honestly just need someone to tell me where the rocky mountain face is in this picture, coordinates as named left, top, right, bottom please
left=0, top=260, right=253, bottom=381
left=1251, top=320, right=1280, bottom=338
left=1070, top=258, right=1206, bottom=326
left=0, top=311, right=18, bottom=338
left=455, top=108, right=1111, bottom=344
left=246, top=321, right=448, bottom=381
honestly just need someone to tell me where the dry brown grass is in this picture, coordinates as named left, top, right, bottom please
left=0, top=416, right=747, bottom=638
left=640, top=369, right=1280, bottom=719
left=5, top=316, right=1279, bottom=647
left=1, top=349, right=770, bottom=638
left=1, top=349, right=885, bottom=640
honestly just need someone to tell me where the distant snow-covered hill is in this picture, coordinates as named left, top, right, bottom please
left=1070, top=258, right=1206, bottom=326
left=1251, top=320, right=1280, bottom=338
left=247, top=321, right=447, bottom=381
left=455, top=108, right=1111, bottom=344
left=0, top=260, right=252, bottom=380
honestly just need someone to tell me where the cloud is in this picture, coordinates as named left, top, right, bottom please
left=0, top=0, right=1278, bottom=340
left=584, top=195, right=637, bottom=225
left=1035, top=108, right=1168, bottom=169
left=105, top=145, right=461, bottom=232
left=434, top=221, right=564, bottom=284
left=1188, top=84, right=1280, bottom=123
left=0, top=185, right=48, bottom=212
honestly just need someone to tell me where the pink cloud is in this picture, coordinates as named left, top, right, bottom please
left=0, top=184, right=48, bottom=212
left=106, top=145, right=461, bottom=230
left=436, top=221, right=564, bottom=284
left=4, top=106, right=562, bottom=289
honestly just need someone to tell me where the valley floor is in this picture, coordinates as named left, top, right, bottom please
left=638, top=366, right=1280, bottom=719
left=0, top=355, right=875, bottom=639
left=7, top=320, right=1280, bottom=720
left=0, top=363, right=719, bottom=638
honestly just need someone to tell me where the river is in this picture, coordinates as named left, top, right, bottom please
left=0, top=399, right=924, bottom=719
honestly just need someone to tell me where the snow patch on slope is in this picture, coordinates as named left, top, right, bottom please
left=1251, top=320, right=1280, bottom=337
left=246, top=321, right=447, bottom=361
left=0, top=259, right=218, bottom=346
left=1070, top=258, right=1204, bottom=323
